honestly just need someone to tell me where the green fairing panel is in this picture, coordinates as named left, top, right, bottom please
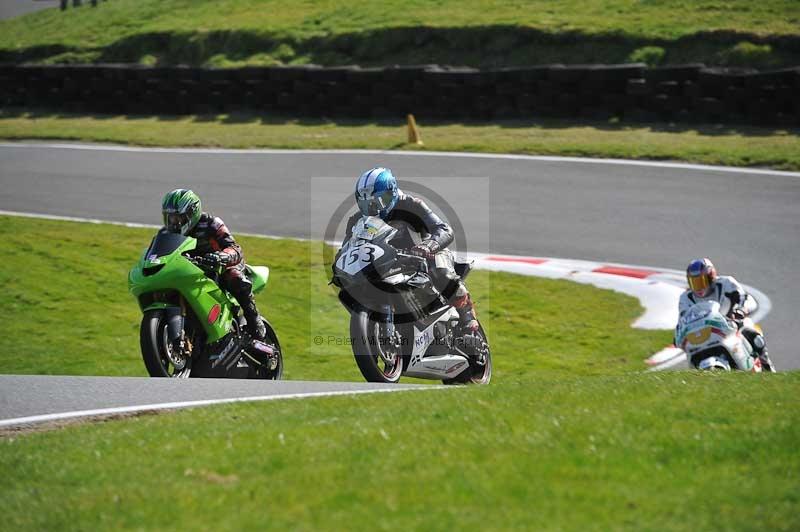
left=247, top=265, right=270, bottom=294
left=128, top=233, right=235, bottom=343
left=141, top=302, right=173, bottom=312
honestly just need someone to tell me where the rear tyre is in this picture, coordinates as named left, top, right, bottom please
left=443, top=323, right=492, bottom=385
left=350, top=311, right=403, bottom=383
left=250, top=317, right=283, bottom=380
left=140, top=309, right=192, bottom=378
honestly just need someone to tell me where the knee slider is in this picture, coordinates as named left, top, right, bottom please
left=752, top=334, right=765, bottom=350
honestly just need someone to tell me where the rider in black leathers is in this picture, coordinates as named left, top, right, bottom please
left=161, top=188, right=266, bottom=340
left=343, top=167, right=479, bottom=331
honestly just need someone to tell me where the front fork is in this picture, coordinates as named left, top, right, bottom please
left=165, top=300, right=187, bottom=350
left=380, top=304, right=395, bottom=337
left=377, top=305, right=403, bottom=366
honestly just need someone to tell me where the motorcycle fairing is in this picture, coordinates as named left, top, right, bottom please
left=129, top=232, right=236, bottom=343
left=245, top=265, right=270, bottom=294
left=676, top=300, right=756, bottom=371
left=404, top=307, right=470, bottom=380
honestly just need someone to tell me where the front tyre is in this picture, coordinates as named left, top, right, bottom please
left=350, top=311, right=403, bottom=383
left=140, top=309, right=192, bottom=378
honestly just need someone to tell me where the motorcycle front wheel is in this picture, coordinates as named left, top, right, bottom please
left=350, top=311, right=404, bottom=383
left=140, top=309, right=192, bottom=378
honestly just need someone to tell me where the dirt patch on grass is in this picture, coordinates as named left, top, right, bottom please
left=0, top=409, right=165, bottom=438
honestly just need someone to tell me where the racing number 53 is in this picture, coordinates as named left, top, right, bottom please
left=347, top=245, right=375, bottom=265
left=336, top=243, right=384, bottom=275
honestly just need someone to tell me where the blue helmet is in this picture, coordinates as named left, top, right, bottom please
left=686, top=257, right=717, bottom=297
left=355, top=167, right=399, bottom=219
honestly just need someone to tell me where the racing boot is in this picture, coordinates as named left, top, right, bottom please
left=752, top=334, right=776, bottom=373
left=454, top=290, right=479, bottom=334
left=454, top=290, right=484, bottom=366
left=241, top=294, right=267, bottom=340
left=741, top=328, right=775, bottom=373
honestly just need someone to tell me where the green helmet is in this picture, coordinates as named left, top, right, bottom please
left=161, top=189, right=202, bottom=235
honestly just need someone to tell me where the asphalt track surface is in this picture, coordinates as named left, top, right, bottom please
left=0, top=375, right=424, bottom=426
left=0, top=1, right=60, bottom=20
left=0, top=143, right=798, bottom=423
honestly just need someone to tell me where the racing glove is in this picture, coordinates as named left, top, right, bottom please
left=199, top=252, right=229, bottom=269
left=728, top=307, right=747, bottom=322
left=409, top=240, right=439, bottom=259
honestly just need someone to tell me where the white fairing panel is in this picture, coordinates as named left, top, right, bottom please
left=382, top=273, right=412, bottom=285
left=334, top=216, right=397, bottom=275
left=677, top=301, right=754, bottom=371
left=405, top=355, right=470, bottom=379
left=334, top=241, right=384, bottom=275
left=404, top=310, right=469, bottom=379
left=352, top=216, right=397, bottom=241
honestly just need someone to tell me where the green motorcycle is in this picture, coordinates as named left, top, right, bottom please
left=128, top=229, right=283, bottom=379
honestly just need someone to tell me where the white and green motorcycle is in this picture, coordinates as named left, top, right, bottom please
left=675, top=301, right=765, bottom=372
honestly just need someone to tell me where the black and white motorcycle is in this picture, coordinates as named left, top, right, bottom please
left=332, top=216, right=491, bottom=384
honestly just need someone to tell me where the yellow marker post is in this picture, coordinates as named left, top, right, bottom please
left=407, top=114, right=424, bottom=146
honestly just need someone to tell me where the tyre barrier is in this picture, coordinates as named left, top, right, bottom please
left=1, top=63, right=798, bottom=125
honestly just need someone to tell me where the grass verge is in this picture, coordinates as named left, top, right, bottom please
left=0, top=215, right=669, bottom=380
left=2, top=111, right=799, bottom=170
left=1, top=373, right=798, bottom=530
left=1, top=0, right=798, bottom=68
left=1, top=217, right=796, bottom=530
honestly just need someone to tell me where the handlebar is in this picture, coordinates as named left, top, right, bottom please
left=186, top=255, right=223, bottom=275
left=186, top=256, right=205, bottom=268
left=396, top=252, right=429, bottom=274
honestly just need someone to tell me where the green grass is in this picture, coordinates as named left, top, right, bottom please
left=1, top=216, right=797, bottom=530
left=1, top=0, right=798, bottom=68
left=2, top=110, right=800, bottom=171
left=0, top=215, right=669, bottom=380
left=2, top=374, right=798, bottom=530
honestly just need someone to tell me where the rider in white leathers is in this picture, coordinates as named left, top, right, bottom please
left=678, top=258, right=775, bottom=372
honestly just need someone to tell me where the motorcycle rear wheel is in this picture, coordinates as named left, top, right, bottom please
left=443, top=323, right=492, bottom=385
left=350, top=311, right=404, bottom=383
left=249, top=317, right=284, bottom=380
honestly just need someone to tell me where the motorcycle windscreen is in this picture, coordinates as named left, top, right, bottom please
left=148, top=229, right=188, bottom=258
